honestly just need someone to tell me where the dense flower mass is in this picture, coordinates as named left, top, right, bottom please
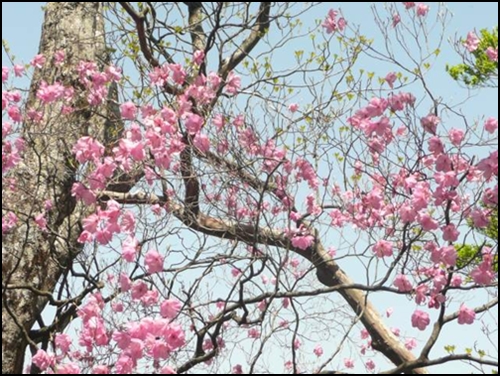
left=2, top=3, right=498, bottom=374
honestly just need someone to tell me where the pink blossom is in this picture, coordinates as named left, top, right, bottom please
left=451, top=274, right=463, bottom=287
left=477, top=151, right=498, bottom=180
left=120, top=101, right=137, bottom=120
left=82, top=213, right=99, bottom=234
left=73, top=136, right=105, bottom=163
left=213, top=114, right=226, bottom=131
left=470, top=209, right=490, bottom=228
left=112, top=330, right=131, bottom=350
left=106, top=65, right=122, bottom=82
left=122, top=236, right=138, bottom=262
left=405, top=338, right=418, bottom=350
left=208, top=72, right=222, bottom=90
left=421, top=114, right=440, bottom=135
left=121, top=210, right=136, bottom=233
left=314, top=344, right=324, bottom=357
left=160, top=299, right=182, bottom=319
left=131, top=280, right=149, bottom=300
left=394, top=274, right=413, bottom=292
left=164, top=323, right=185, bottom=349
left=411, top=310, right=430, bottom=331
left=34, top=213, right=47, bottom=231
left=486, top=47, right=498, bottom=62
left=435, top=171, right=460, bottom=188
left=322, top=9, right=346, bottom=34
left=290, top=211, right=302, bottom=222
left=225, top=71, right=241, bottom=95
left=193, top=50, right=205, bottom=65
left=14, top=64, right=25, bottom=77
left=428, top=136, right=445, bottom=155
left=288, top=103, right=299, bottom=113
left=30, top=54, right=46, bottom=69
left=471, top=263, right=494, bottom=286
left=36, top=81, right=65, bottom=104
left=369, top=137, right=386, bottom=154
left=148, top=336, right=170, bottom=360
left=291, top=234, right=314, bottom=250
left=112, top=302, right=124, bottom=312
left=386, top=307, right=394, bottom=317
left=295, top=158, right=319, bottom=189
left=54, top=50, right=65, bottom=65
left=96, top=227, right=113, bottom=245
left=248, top=328, right=260, bottom=338
left=366, top=359, right=376, bottom=371
left=233, top=114, right=245, bottom=128
left=170, top=64, right=187, bottom=85
left=360, top=329, right=370, bottom=339
left=435, top=154, right=453, bottom=172
left=338, top=17, right=347, bottom=32
left=32, top=349, right=54, bottom=371
left=185, top=113, right=204, bottom=134
left=125, top=337, right=146, bottom=359
left=44, top=200, right=53, bottom=212
left=258, top=299, right=267, bottom=312
left=144, top=249, right=164, bottom=274
left=293, top=338, right=302, bottom=349
left=56, top=362, right=80, bottom=374
left=85, top=316, right=109, bottom=346
left=194, top=133, right=210, bottom=153
left=403, top=2, right=416, bottom=9
left=392, top=13, right=402, bottom=27
left=440, top=246, right=457, bottom=267
left=283, top=297, right=291, bottom=309
left=373, top=240, right=393, bottom=258
left=344, top=358, right=355, bottom=369
left=232, top=365, right=244, bottom=374
left=385, top=72, right=398, bottom=88
left=93, top=365, right=110, bottom=374
left=458, top=304, right=476, bottom=325
left=7, top=105, right=22, bottom=122
left=399, top=204, right=417, bottom=223
left=415, top=284, right=429, bottom=305
left=2, top=66, right=8, bottom=82
left=449, top=128, right=465, bottom=146
left=77, top=230, right=93, bottom=243
left=115, top=355, right=134, bottom=374
left=306, top=194, right=322, bottom=215
left=484, top=117, right=498, bottom=134
left=161, top=366, right=177, bottom=374
left=442, top=224, right=460, bottom=242
left=464, top=32, right=480, bottom=52
left=418, top=213, right=439, bottom=231
left=416, top=3, right=429, bottom=17
left=231, top=267, right=242, bottom=277
left=365, top=97, right=388, bottom=117
left=55, top=333, right=72, bottom=354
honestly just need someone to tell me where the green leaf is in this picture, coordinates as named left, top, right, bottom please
left=444, top=345, right=456, bottom=354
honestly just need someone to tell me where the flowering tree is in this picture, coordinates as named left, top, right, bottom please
left=2, top=2, right=498, bottom=374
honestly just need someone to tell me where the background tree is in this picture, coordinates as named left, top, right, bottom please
left=2, top=2, right=498, bottom=374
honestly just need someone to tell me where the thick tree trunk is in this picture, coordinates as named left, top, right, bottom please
left=2, top=3, right=110, bottom=373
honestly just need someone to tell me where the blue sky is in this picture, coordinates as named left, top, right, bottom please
left=2, top=2, right=498, bottom=374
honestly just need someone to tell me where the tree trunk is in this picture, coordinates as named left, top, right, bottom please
left=2, top=3, right=111, bottom=373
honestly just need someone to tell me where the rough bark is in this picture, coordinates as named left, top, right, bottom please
left=2, top=3, right=111, bottom=373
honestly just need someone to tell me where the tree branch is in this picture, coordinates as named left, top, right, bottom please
left=219, top=2, right=271, bottom=78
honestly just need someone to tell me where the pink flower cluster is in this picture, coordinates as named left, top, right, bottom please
left=31, top=290, right=184, bottom=373
left=78, top=200, right=136, bottom=245
left=322, top=9, right=347, bottom=34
